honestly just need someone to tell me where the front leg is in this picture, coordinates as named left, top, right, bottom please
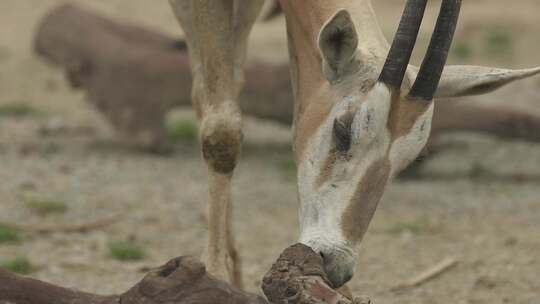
left=169, top=0, right=264, bottom=289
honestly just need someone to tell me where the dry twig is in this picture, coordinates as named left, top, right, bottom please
left=8, top=214, right=123, bottom=234
left=391, top=257, right=458, bottom=291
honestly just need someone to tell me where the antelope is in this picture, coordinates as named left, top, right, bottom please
left=168, top=0, right=540, bottom=289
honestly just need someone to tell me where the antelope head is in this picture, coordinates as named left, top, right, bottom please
left=281, top=0, right=540, bottom=288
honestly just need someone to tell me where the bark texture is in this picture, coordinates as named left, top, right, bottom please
left=262, top=244, right=370, bottom=304
left=0, top=256, right=266, bottom=304
left=34, top=3, right=291, bottom=153
left=0, top=247, right=367, bottom=304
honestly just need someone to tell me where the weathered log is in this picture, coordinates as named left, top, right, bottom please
left=262, top=244, right=370, bottom=304
left=0, top=246, right=367, bottom=304
left=0, top=256, right=266, bottom=304
left=35, top=4, right=540, bottom=152
left=34, top=4, right=193, bottom=151
left=34, top=3, right=291, bottom=153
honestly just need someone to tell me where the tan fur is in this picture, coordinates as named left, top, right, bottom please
left=294, top=84, right=335, bottom=161
left=280, top=1, right=437, bottom=286
left=388, top=94, right=432, bottom=140
left=341, top=159, right=391, bottom=244
left=168, top=0, right=539, bottom=289
left=169, top=0, right=264, bottom=288
left=316, top=149, right=339, bottom=188
left=279, top=0, right=387, bottom=111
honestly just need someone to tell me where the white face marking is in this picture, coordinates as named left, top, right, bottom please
left=388, top=102, right=434, bottom=176
left=295, top=80, right=435, bottom=289
left=297, top=83, right=392, bottom=251
left=296, top=83, right=435, bottom=254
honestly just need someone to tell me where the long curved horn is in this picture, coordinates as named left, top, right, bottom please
left=408, top=0, right=462, bottom=100
left=378, top=0, right=427, bottom=90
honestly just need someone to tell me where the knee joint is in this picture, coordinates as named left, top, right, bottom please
left=200, top=110, right=242, bottom=174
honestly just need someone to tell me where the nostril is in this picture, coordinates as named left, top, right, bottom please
left=318, top=250, right=355, bottom=288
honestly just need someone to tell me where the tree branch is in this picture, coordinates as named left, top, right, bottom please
left=0, top=267, right=115, bottom=304
left=0, top=256, right=266, bottom=304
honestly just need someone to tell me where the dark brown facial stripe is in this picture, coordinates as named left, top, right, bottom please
left=316, top=148, right=338, bottom=188
left=408, top=0, right=462, bottom=100
left=341, top=159, right=391, bottom=245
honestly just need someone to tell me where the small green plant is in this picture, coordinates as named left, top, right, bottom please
left=26, top=198, right=68, bottom=216
left=468, top=162, right=492, bottom=179
left=0, top=256, right=34, bottom=274
left=280, top=158, right=297, bottom=179
left=386, top=218, right=436, bottom=235
left=452, top=41, right=473, bottom=60
left=166, top=118, right=198, bottom=142
left=484, top=29, right=513, bottom=56
left=0, top=224, right=21, bottom=244
left=0, top=103, right=39, bottom=118
left=108, top=240, right=145, bottom=261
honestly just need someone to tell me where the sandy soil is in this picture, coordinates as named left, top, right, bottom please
left=0, top=1, right=539, bottom=303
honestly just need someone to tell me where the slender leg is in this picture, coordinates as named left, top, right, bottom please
left=169, top=0, right=264, bottom=288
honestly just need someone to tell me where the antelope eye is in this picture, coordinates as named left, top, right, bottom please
left=333, top=115, right=353, bottom=152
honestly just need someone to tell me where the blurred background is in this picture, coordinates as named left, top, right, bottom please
left=0, top=1, right=539, bottom=303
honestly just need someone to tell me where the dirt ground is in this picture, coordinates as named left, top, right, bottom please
left=1, top=1, right=539, bottom=303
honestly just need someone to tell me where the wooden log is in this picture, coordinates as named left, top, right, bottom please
left=0, top=246, right=366, bottom=304
left=34, top=3, right=291, bottom=153
left=34, top=4, right=194, bottom=152
left=0, top=268, right=112, bottom=304
left=0, top=256, right=267, bottom=304
left=34, top=4, right=540, bottom=153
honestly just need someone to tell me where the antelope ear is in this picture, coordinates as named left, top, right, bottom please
left=408, top=65, right=540, bottom=98
left=318, top=9, right=359, bottom=82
